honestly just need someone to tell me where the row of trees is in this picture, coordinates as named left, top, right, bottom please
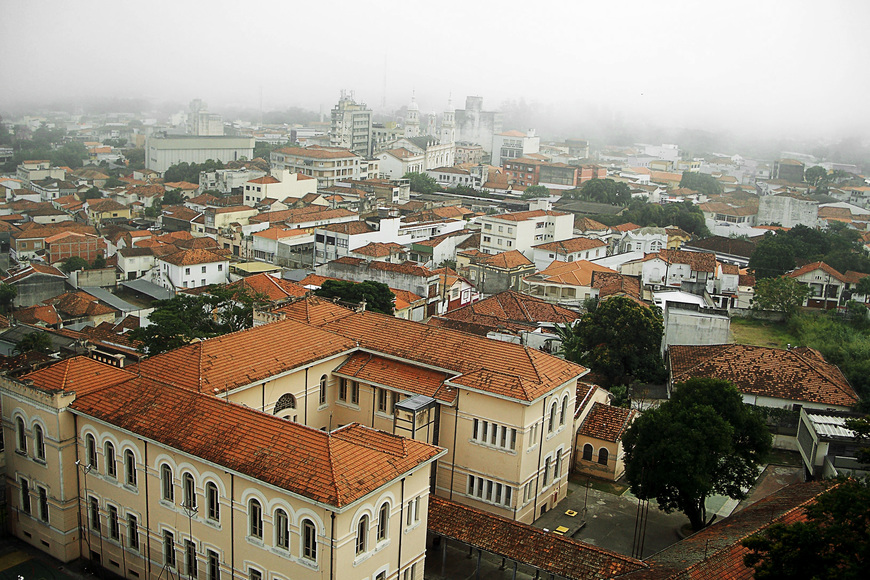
left=748, top=224, right=870, bottom=279
left=163, top=159, right=224, bottom=184
left=592, top=199, right=710, bottom=237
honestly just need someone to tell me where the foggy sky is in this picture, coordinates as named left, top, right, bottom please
left=1, top=0, right=869, bottom=139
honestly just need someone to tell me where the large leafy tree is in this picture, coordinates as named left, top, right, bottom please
left=402, top=172, right=440, bottom=195
left=314, top=279, right=394, bottom=315
left=679, top=172, right=723, bottom=197
left=752, top=276, right=810, bottom=320
left=521, top=184, right=550, bottom=199
left=14, top=331, right=53, bottom=355
left=0, top=283, right=17, bottom=313
left=623, top=378, right=771, bottom=531
left=749, top=233, right=796, bottom=279
left=564, top=178, right=632, bottom=205
left=555, top=296, right=666, bottom=387
left=130, top=286, right=262, bottom=355
left=742, top=479, right=870, bottom=579
left=804, top=165, right=828, bottom=187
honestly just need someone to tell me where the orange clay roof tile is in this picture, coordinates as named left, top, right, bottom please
left=335, top=352, right=455, bottom=403
left=578, top=402, right=637, bottom=442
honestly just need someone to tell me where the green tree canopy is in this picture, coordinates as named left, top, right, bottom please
left=749, top=233, right=796, bottom=279
left=752, top=276, right=810, bottom=320
left=856, top=276, right=870, bottom=297
left=163, top=189, right=185, bottom=206
left=623, top=378, right=772, bottom=531
left=403, top=172, right=440, bottom=195
left=591, top=199, right=710, bottom=237
left=679, top=172, right=723, bottom=197
left=81, top=186, right=102, bottom=200
left=749, top=226, right=870, bottom=278
left=163, top=160, right=224, bottom=184
left=314, top=279, right=395, bottom=315
left=521, top=184, right=550, bottom=199
left=14, top=331, right=53, bottom=355
left=804, top=165, right=828, bottom=187
left=60, top=256, right=90, bottom=273
left=555, top=296, right=666, bottom=387
left=129, top=286, right=261, bottom=355
left=742, top=479, right=869, bottom=579
left=0, top=283, right=17, bottom=313
left=564, top=178, right=632, bottom=205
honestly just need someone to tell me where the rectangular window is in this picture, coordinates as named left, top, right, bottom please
left=128, top=515, right=139, bottom=552
left=377, top=388, right=387, bottom=412
left=249, top=571, right=261, bottom=580
left=164, top=531, right=176, bottom=569
left=108, top=505, right=120, bottom=540
left=89, top=496, right=100, bottom=531
left=202, top=266, right=207, bottom=273
left=21, top=479, right=31, bottom=514
left=543, top=457, right=551, bottom=487
left=351, top=381, right=359, bottom=405
left=207, top=551, right=220, bottom=580
left=338, top=378, right=347, bottom=401
left=186, top=540, right=198, bottom=579
left=38, top=486, right=49, bottom=523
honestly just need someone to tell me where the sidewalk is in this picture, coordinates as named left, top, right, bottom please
left=0, top=535, right=95, bottom=580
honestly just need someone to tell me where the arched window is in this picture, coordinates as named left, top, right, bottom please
left=559, top=396, right=568, bottom=426
left=161, top=464, right=174, bottom=501
left=355, top=515, right=368, bottom=555
left=275, top=509, right=289, bottom=550
left=183, top=473, right=196, bottom=510
left=16, top=417, right=27, bottom=453
left=34, top=424, right=45, bottom=460
left=206, top=482, right=220, bottom=522
left=125, top=450, right=136, bottom=486
left=249, top=499, right=263, bottom=539
left=274, top=394, right=296, bottom=414
left=598, top=447, right=609, bottom=465
left=302, top=519, right=317, bottom=561
left=548, top=402, right=557, bottom=433
left=319, top=374, right=327, bottom=406
left=582, top=444, right=593, bottom=461
left=650, top=240, right=663, bottom=252
left=86, top=434, right=98, bottom=471
left=377, top=502, right=389, bottom=542
left=105, top=442, right=116, bottom=478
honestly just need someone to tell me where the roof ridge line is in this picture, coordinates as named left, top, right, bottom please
left=788, top=349, right=854, bottom=397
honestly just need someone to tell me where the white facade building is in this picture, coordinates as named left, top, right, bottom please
left=478, top=210, right=575, bottom=259
left=491, top=130, right=540, bottom=167
left=157, top=249, right=230, bottom=291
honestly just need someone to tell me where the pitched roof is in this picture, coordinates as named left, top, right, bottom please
left=272, top=295, right=358, bottom=326
left=70, top=379, right=442, bottom=508
left=137, top=317, right=357, bottom=393
left=159, top=249, right=228, bottom=266
left=486, top=209, right=569, bottom=222
left=590, top=271, right=643, bottom=301
left=481, top=250, right=534, bottom=269
left=428, top=496, right=645, bottom=579
left=786, top=261, right=848, bottom=282
left=13, top=304, right=63, bottom=326
left=669, top=344, right=859, bottom=407
left=319, top=311, right=587, bottom=402
left=318, top=221, right=375, bottom=235
left=274, top=146, right=359, bottom=160
left=578, top=402, right=637, bottom=442
left=528, top=260, right=617, bottom=287
left=639, top=249, right=717, bottom=273
left=229, top=273, right=308, bottom=301
left=335, top=352, right=455, bottom=403
left=613, top=222, right=641, bottom=232
left=441, top=290, right=579, bottom=333
left=351, top=242, right=406, bottom=258
left=21, top=356, right=137, bottom=396
left=46, top=291, right=117, bottom=318
left=2, top=263, right=67, bottom=284
left=533, top=237, right=607, bottom=253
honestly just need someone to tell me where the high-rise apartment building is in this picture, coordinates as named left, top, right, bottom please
left=329, top=90, right=373, bottom=157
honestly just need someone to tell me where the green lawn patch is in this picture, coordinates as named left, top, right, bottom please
left=729, top=317, right=797, bottom=349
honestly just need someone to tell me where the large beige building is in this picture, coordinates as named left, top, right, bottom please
left=145, top=135, right=256, bottom=173
left=3, top=296, right=587, bottom=578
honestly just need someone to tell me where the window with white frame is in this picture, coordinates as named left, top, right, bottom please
left=161, top=464, right=174, bottom=501
left=207, top=550, right=220, bottom=580
left=248, top=499, right=263, bottom=539
left=183, top=473, right=196, bottom=510
left=105, top=442, right=116, bottom=479
left=38, top=486, right=49, bottom=522
left=34, top=424, right=45, bottom=460
left=467, top=475, right=513, bottom=507
left=302, top=519, right=317, bottom=561
left=16, top=417, right=26, bottom=454
left=86, top=433, right=97, bottom=470
left=543, top=457, right=551, bottom=487
left=275, top=509, right=289, bottom=550
left=377, top=502, right=389, bottom=542
left=186, top=539, right=198, bottom=578
left=206, top=482, right=220, bottom=522
left=128, top=514, right=139, bottom=551
left=319, top=375, right=327, bottom=406
left=547, top=402, right=557, bottom=433
left=89, top=496, right=100, bottom=531
left=471, top=419, right=517, bottom=451
left=108, top=504, right=120, bottom=540
left=559, top=396, right=568, bottom=426
left=355, top=515, right=368, bottom=555
left=125, top=450, right=136, bottom=487
left=20, top=477, right=31, bottom=514
left=528, top=423, right=539, bottom=448
left=164, top=530, right=176, bottom=568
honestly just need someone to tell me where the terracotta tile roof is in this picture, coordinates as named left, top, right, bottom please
left=12, top=222, right=97, bottom=240
left=159, top=248, right=228, bottom=266
left=533, top=237, right=607, bottom=253
left=481, top=250, right=534, bottom=269
left=842, top=270, right=869, bottom=285
left=613, top=222, right=641, bottom=232
left=137, top=317, right=357, bottom=393
left=320, top=311, right=587, bottom=402
left=161, top=205, right=202, bottom=222
left=230, top=273, right=308, bottom=301
left=738, top=273, right=756, bottom=287
left=13, top=304, right=63, bottom=326
left=575, top=383, right=602, bottom=420
left=351, top=242, right=406, bottom=258
left=246, top=175, right=281, bottom=185
left=669, top=344, right=859, bottom=407
left=127, top=184, right=165, bottom=197
left=46, top=291, right=117, bottom=318
left=186, top=193, right=218, bottom=205
left=685, top=236, right=757, bottom=259
left=719, top=262, right=739, bottom=275
left=3, top=263, right=67, bottom=284
left=528, top=260, right=617, bottom=287
left=318, top=221, right=375, bottom=235
left=487, top=209, right=569, bottom=222
left=87, top=199, right=127, bottom=213
left=640, top=249, right=717, bottom=273
left=630, top=482, right=830, bottom=579
left=271, top=295, right=357, bottom=326
left=786, top=261, right=848, bottom=282
left=383, top=148, right=420, bottom=160
left=442, top=290, right=578, bottom=334
left=274, top=146, right=359, bottom=160
left=428, top=496, right=645, bottom=579
left=70, top=379, right=442, bottom=508
left=578, top=402, right=637, bottom=442
left=590, top=272, right=643, bottom=301
left=21, top=356, right=137, bottom=395
left=335, top=352, right=455, bottom=403
left=250, top=207, right=356, bottom=224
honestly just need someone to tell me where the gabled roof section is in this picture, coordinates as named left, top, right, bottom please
left=578, top=402, right=637, bottom=442
left=229, top=273, right=308, bottom=301
left=786, top=261, right=847, bottom=282
left=320, top=311, right=587, bottom=402
left=481, top=250, right=533, bottom=269
left=533, top=237, right=607, bottom=253
left=669, top=344, right=859, bottom=407
left=527, top=260, right=617, bottom=287
left=159, top=249, right=228, bottom=266
left=441, top=290, right=578, bottom=333
left=274, top=146, right=358, bottom=159
left=70, top=379, right=442, bottom=508
left=428, top=496, right=645, bottom=579
left=271, top=295, right=358, bottom=326
left=21, top=356, right=137, bottom=396
left=137, top=317, right=357, bottom=393
left=336, top=352, right=455, bottom=403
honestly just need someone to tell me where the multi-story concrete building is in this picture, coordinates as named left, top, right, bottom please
left=188, top=99, right=224, bottom=136
left=270, top=146, right=365, bottom=189
left=1, top=350, right=443, bottom=579
left=156, top=248, right=229, bottom=291
left=16, top=160, right=66, bottom=186
left=478, top=210, right=574, bottom=259
left=145, top=135, right=255, bottom=173
left=329, top=90, right=373, bottom=157
left=454, top=142, right=485, bottom=165
left=492, top=130, right=540, bottom=167
left=757, top=192, right=818, bottom=228
left=772, top=158, right=805, bottom=183
left=241, top=169, right=317, bottom=206
left=454, top=96, right=503, bottom=155
left=199, top=167, right=267, bottom=194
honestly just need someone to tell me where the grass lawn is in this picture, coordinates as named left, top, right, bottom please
left=729, top=317, right=797, bottom=349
